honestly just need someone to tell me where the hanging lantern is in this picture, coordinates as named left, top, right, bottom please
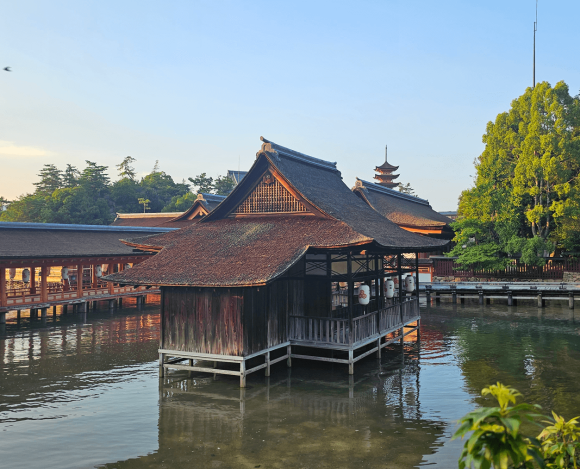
left=22, top=268, right=30, bottom=283
left=385, top=279, right=395, bottom=299
left=358, top=285, right=370, bottom=305
left=95, top=265, right=102, bottom=278
left=405, top=275, right=415, bottom=293
left=9, top=268, right=16, bottom=280
left=61, top=267, right=69, bottom=280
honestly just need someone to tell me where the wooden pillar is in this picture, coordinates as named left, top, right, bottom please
left=348, top=349, right=354, bottom=375
left=414, top=252, right=420, bottom=299
left=376, top=337, right=381, bottom=359
left=92, top=264, right=98, bottom=289
left=0, top=267, right=6, bottom=308
left=76, top=264, right=83, bottom=299
left=507, top=290, right=513, bottom=306
left=347, top=251, right=353, bottom=346
left=537, top=293, right=544, bottom=308
left=287, top=344, right=292, bottom=367
left=265, top=351, right=271, bottom=377
left=30, top=267, right=36, bottom=295
left=569, top=293, right=574, bottom=310
left=40, top=266, right=48, bottom=303
left=240, top=360, right=246, bottom=388
left=478, top=290, right=484, bottom=305
left=159, top=352, right=165, bottom=377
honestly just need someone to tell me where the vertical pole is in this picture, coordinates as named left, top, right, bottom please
left=537, top=293, right=544, bottom=308
left=92, top=264, right=98, bottom=289
left=287, top=344, right=292, bottom=367
left=415, top=252, right=420, bottom=300
left=265, top=351, right=270, bottom=377
left=508, top=290, right=513, bottom=307
left=348, top=349, right=354, bottom=375
left=40, top=266, right=48, bottom=303
left=30, top=267, right=36, bottom=295
left=569, top=293, right=574, bottom=310
left=347, top=251, right=353, bottom=346
left=0, top=267, right=6, bottom=308
left=76, top=264, right=83, bottom=299
left=376, top=337, right=381, bottom=360
left=240, top=360, right=246, bottom=388
left=159, top=352, right=165, bottom=377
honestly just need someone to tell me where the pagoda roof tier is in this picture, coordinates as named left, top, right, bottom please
left=105, top=137, right=448, bottom=287
left=374, top=173, right=400, bottom=181
left=375, top=161, right=399, bottom=171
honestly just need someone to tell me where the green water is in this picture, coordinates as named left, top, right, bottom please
left=1, top=298, right=580, bottom=468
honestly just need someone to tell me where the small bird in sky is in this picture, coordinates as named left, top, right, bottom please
left=3, top=67, right=11, bottom=72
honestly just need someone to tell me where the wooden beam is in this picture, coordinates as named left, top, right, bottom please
left=0, top=267, right=6, bottom=307
left=77, top=264, right=83, bottom=299
left=30, top=267, right=36, bottom=295
left=40, top=266, right=48, bottom=303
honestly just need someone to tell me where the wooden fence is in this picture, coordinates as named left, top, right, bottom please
left=433, top=258, right=580, bottom=280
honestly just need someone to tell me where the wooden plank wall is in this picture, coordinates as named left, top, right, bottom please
left=162, top=279, right=304, bottom=358
left=162, top=286, right=243, bottom=356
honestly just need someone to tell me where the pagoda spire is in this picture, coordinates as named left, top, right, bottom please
left=374, top=144, right=399, bottom=189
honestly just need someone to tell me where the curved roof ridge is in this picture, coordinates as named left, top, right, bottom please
left=356, top=178, right=430, bottom=206
left=260, top=136, right=338, bottom=172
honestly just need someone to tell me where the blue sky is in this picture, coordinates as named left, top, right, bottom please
left=1, top=0, right=578, bottom=210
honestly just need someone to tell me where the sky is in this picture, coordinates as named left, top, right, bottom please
left=1, top=0, right=579, bottom=211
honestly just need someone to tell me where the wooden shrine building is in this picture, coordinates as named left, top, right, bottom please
left=352, top=179, right=453, bottom=239
left=105, top=137, right=448, bottom=386
left=0, top=222, right=176, bottom=322
left=111, top=193, right=226, bottom=228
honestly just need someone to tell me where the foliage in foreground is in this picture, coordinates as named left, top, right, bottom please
left=453, top=383, right=580, bottom=468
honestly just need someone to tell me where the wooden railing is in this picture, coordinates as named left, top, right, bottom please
left=289, top=298, right=419, bottom=346
left=288, top=315, right=349, bottom=344
left=433, top=258, right=580, bottom=280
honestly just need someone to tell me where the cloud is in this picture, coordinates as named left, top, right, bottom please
left=0, top=140, right=55, bottom=158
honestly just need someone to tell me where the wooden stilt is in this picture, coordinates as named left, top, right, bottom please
left=416, top=319, right=421, bottom=342
left=508, top=291, right=513, bottom=306
left=287, top=344, right=292, bottom=367
left=240, top=360, right=246, bottom=388
left=0, top=312, right=5, bottom=324
left=537, top=293, right=544, bottom=308
left=52, top=305, right=57, bottom=315
left=348, top=349, right=354, bottom=375
left=41, top=307, right=48, bottom=318
left=265, top=351, right=271, bottom=377
left=478, top=290, right=484, bottom=305
left=376, top=337, right=381, bottom=359
left=159, top=353, right=165, bottom=377
left=452, top=291, right=457, bottom=304
left=569, top=293, right=575, bottom=310
left=400, top=326, right=404, bottom=346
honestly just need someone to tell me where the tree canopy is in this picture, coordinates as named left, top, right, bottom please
left=450, top=81, right=580, bottom=267
left=1, top=158, right=237, bottom=225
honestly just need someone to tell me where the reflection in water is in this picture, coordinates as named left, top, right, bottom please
left=2, top=300, right=580, bottom=468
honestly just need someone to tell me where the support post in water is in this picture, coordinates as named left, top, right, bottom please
left=287, top=344, right=292, bottom=367
left=478, top=290, right=484, bottom=305
left=159, top=353, right=165, bottom=377
left=508, top=290, right=513, bottom=306
left=537, top=293, right=544, bottom=308
left=348, top=349, right=354, bottom=375
left=240, top=360, right=246, bottom=388
left=569, top=293, right=575, bottom=310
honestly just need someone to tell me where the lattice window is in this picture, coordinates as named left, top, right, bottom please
left=234, top=177, right=308, bottom=214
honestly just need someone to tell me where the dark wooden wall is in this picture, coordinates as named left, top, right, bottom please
left=161, top=287, right=244, bottom=356
left=161, top=279, right=304, bottom=357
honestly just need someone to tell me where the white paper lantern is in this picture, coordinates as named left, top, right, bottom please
left=9, top=268, right=16, bottom=280
left=46, top=267, right=51, bottom=276
left=22, top=268, right=30, bottom=283
left=405, top=275, right=415, bottom=293
left=358, top=285, right=370, bottom=305
left=95, top=265, right=102, bottom=278
left=61, top=267, right=69, bottom=280
left=385, top=279, right=395, bottom=298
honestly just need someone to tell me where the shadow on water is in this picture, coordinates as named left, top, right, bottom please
left=2, top=299, right=580, bottom=468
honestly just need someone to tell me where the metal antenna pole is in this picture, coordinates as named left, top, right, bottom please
left=533, top=0, right=537, bottom=88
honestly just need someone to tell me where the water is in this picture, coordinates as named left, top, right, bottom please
left=2, top=298, right=580, bottom=468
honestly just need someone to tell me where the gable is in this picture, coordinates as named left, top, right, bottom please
left=231, top=170, right=313, bottom=216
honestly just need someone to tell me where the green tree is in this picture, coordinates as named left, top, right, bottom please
left=79, top=161, right=110, bottom=196
left=398, top=182, right=416, bottom=196
left=188, top=173, right=214, bottom=194
left=214, top=175, right=235, bottom=195
left=451, top=81, right=580, bottom=265
left=33, top=164, right=63, bottom=195
left=138, top=197, right=150, bottom=213
left=116, top=156, right=137, bottom=181
left=0, top=194, right=47, bottom=222
left=139, top=164, right=189, bottom=212
left=110, top=178, right=142, bottom=213
left=63, top=164, right=80, bottom=188
left=162, top=191, right=197, bottom=212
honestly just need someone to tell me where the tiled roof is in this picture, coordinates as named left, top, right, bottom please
left=353, top=179, right=453, bottom=229
left=111, top=213, right=182, bottom=227
left=0, top=222, right=175, bottom=259
left=105, top=137, right=449, bottom=287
